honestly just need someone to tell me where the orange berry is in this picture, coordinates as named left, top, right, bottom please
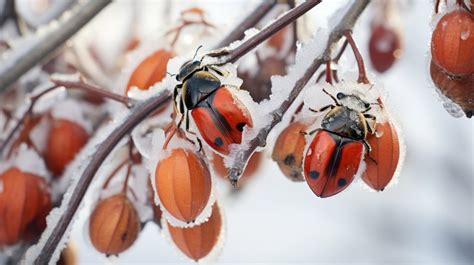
left=362, top=122, right=400, bottom=191
left=89, top=194, right=140, bottom=255
left=155, top=148, right=212, bottom=223
left=0, top=167, right=51, bottom=246
left=126, top=49, right=174, bottom=92
left=168, top=203, right=222, bottom=261
left=45, top=119, right=89, bottom=176
left=272, top=122, right=309, bottom=182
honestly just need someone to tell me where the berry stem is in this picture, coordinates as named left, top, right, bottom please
left=51, top=78, right=134, bottom=107
left=344, top=30, right=370, bottom=84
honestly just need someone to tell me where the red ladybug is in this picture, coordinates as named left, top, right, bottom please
left=304, top=90, right=376, bottom=198
left=173, top=55, right=253, bottom=154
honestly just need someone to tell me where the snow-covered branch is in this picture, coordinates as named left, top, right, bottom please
left=0, top=0, right=112, bottom=92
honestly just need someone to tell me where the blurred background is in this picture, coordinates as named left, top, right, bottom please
left=0, top=0, right=473, bottom=264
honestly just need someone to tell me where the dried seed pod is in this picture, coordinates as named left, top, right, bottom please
left=430, top=60, right=474, bottom=118
left=155, top=148, right=212, bottom=223
left=45, top=119, right=89, bottom=176
left=272, top=122, right=308, bottom=182
left=168, top=203, right=222, bottom=261
left=126, top=49, right=174, bottom=92
left=362, top=122, right=400, bottom=191
left=369, top=24, right=402, bottom=73
left=431, top=10, right=474, bottom=76
left=212, top=152, right=262, bottom=182
left=89, top=194, right=140, bottom=255
left=0, top=167, right=51, bottom=246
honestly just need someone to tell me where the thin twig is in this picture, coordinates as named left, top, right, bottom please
left=0, top=79, right=133, bottom=158
left=51, top=78, right=135, bottom=107
left=227, top=0, right=371, bottom=186
left=209, top=0, right=322, bottom=64
left=0, top=0, right=112, bottom=92
left=216, top=0, right=277, bottom=48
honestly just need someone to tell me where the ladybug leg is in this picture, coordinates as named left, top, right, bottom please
left=173, top=85, right=183, bottom=114
left=184, top=111, right=203, bottom=152
left=309, top=104, right=335, bottom=114
left=207, top=65, right=227, bottom=77
left=363, top=113, right=377, bottom=134
left=303, top=128, right=320, bottom=136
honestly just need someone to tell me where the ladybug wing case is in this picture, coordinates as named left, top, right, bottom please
left=191, top=87, right=252, bottom=154
left=304, top=130, right=363, bottom=198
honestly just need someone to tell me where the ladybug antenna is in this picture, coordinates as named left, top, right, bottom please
left=322, top=88, right=339, bottom=105
left=192, top=45, right=203, bottom=61
left=166, top=71, right=177, bottom=77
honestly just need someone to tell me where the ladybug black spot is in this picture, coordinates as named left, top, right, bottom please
left=309, top=171, right=319, bottom=180
left=337, top=178, right=346, bottom=187
left=214, top=137, right=224, bottom=146
left=283, top=155, right=295, bottom=165
left=236, top=122, right=246, bottom=132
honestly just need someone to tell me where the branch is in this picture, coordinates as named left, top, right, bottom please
left=216, top=0, right=277, bottom=48
left=209, top=0, right=322, bottom=64
left=228, top=0, right=371, bottom=186
left=0, top=0, right=112, bottom=92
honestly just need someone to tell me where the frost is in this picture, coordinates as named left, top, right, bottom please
left=0, top=144, right=50, bottom=181
left=460, top=30, right=470, bottom=40
left=50, top=99, right=93, bottom=133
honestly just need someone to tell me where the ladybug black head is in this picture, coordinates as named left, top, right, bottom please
left=176, top=60, right=202, bottom=82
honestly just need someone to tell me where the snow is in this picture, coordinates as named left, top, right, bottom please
left=0, top=144, right=51, bottom=181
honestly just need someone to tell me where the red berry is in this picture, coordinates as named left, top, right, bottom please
left=369, top=24, right=402, bottom=73
left=362, top=121, right=401, bottom=191
left=126, top=49, right=174, bottom=92
left=431, top=10, right=474, bottom=76
left=430, top=60, right=474, bottom=117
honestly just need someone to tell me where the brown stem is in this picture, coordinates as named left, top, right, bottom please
left=209, top=0, right=322, bottom=64
left=216, top=0, right=277, bottom=48
left=51, top=78, right=134, bottom=107
left=325, top=62, right=333, bottom=84
left=0, top=85, right=59, bottom=157
left=228, top=0, right=371, bottom=186
left=101, top=159, right=129, bottom=190
left=343, top=31, right=370, bottom=84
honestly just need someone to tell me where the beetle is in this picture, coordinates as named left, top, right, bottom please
left=173, top=50, right=253, bottom=154
left=303, top=89, right=377, bottom=198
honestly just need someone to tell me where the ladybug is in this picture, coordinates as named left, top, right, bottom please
left=173, top=51, right=253, bottom=154
left=303, top=89, right=377, bottom=198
